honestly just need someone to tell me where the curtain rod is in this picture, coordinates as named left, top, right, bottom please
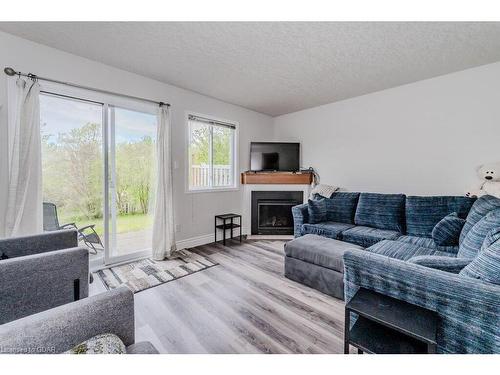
left=3, top=67, right=170, bottom=107
left=188, top=114, right=236, bottom=129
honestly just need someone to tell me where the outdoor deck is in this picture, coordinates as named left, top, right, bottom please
left=88, top=228, right=152, bottom=262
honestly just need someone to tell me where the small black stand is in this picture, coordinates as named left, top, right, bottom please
left=344, top=288, right=438, bottom=354
left=215, top=214, right=242, bottom=246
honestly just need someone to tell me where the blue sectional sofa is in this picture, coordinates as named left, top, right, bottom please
left=293, top=192, right=476, bottom=252
left=290, top=192, right=500, bottom=353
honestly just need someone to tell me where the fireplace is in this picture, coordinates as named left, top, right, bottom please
left=251, top=191, right=303, bottom=235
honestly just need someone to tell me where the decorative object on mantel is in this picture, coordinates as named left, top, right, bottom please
left=310, top=184, right=339, bottom=199
left=241, top=171, right=313, bottom=185
left=301, top=166, right=320, bottom=186
left=465, top=162, right=500, bottom=198
left=94, top=250, right=218, bottom=293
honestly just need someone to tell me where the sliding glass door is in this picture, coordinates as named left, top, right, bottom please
left=40, top=91, right=157, bottom=267
left=107, top=106, right=157, bottom=263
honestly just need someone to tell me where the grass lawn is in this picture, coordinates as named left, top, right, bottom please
left=59, top=213, right=152, bottom=237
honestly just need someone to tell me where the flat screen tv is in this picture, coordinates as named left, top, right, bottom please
left=250, top=142, right=300, bottom=172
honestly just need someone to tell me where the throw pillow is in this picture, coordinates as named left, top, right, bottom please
left=481, top=227, right=500, bottom=252
left=460, top=195, right=500, bottom=244
left=408, top=255, right=471, bottom=273
left=354, top=193, right=406, bottom=232
left=324, top=192, right=360, bottom=224
left=307, top=198, right=327, bottom=224
left=458, top=208, right=500, bottom=259
left=66, top=333, right=127, bottom=354
left=431, top=212, right=466, bottom=246
left=460, top=239, right=500, bottom=285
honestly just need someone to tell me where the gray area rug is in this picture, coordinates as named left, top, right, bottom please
left=95, top=249, right=218, bottom=293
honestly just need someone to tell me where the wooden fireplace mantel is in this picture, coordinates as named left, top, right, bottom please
left=241, top=171, right=313, bottom=185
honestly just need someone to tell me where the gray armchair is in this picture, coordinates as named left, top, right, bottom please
left=0, top=230, right=89, bottom=324
left=0, top=287, right=158, bottom=354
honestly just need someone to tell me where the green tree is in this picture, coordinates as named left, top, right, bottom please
left=115, top=136, right=155, bottom=214
left=42, top=122, right=103, bottom=220
left=190, top=124, right=232, bottom=165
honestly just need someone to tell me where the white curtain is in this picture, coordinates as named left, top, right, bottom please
left=152, top=105, right=176, bottom=260
left=3, top=78, right=42, bottom=237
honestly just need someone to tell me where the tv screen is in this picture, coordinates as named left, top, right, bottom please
left=250, top=142, right=300, bottom=171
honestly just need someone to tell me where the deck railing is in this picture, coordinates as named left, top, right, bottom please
left=190, top=164, right=232, bottom=188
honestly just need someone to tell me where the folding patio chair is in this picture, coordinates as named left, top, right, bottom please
left=43, top=202, right=104, bottom=254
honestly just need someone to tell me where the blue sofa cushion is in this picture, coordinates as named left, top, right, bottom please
left=301, top=222, right=354, bottom=240
left=460, top=239, right=500, bottom=285
left=354, top=193, right=406, bottom=232
left=458, top=208, right=500, bottom=259
left=307, top=199, right=327, bottom=224
left=432, top=213, right=466, bottom=246
left=405, top=196, right=474, bottom=238
left=325, top=192, right=360, bottom=224
left=341, top=226, right=401, bottom=248
left=367, top=239, right=455, bottom=261
left=460, top=195, right=500, bottom=244
left=397, top=235, right=458, bottom=254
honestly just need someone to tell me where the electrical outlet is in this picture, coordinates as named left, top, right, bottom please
left=175, top=224, right=181, bottom=233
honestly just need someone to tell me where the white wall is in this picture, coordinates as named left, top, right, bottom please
left=3, top=29, right=500, bottom=243
left=0, top=31, right=274, bottom=242
left=274, top=62, right=500, bottom=196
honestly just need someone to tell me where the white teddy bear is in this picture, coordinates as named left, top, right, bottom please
left=466, top=162, right=500, bottom=198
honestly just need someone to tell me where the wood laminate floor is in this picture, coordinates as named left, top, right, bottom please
left=90, top=239, right=348, bottom=354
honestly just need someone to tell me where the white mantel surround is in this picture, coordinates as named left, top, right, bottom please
left=242, top=184, right=312, bottom=236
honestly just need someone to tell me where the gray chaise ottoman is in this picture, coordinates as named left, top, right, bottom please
left=284, top=234, right=364, bottom=300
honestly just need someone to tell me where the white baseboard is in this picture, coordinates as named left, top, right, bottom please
left=176, top=233, right=215, bottom=250
left=246, top=234, right=293, bottom=240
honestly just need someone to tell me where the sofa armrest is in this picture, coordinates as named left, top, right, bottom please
left=0, top=247, right=89, bottom=324
left=0, top=230, right=78, bottom=259
left=408, top=256, right=471, bottom=273
left=292, top=203, right=309, bottom=238
left=0, top=287, right=134, bottom=354
left=343, top=249, right=500, bottom=353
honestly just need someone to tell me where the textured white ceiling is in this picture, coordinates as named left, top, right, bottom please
left=2, top=22, right=500, bottom=116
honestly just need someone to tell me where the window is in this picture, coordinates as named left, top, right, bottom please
left=188, top=114, right=237, bottom=191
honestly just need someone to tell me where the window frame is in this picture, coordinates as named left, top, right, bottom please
left=185, top=111, right=239, bottom=193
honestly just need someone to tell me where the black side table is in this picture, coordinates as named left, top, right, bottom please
left=345, top=288, right=438, bottom=354
left=215, top=214, right=242, bottom=245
